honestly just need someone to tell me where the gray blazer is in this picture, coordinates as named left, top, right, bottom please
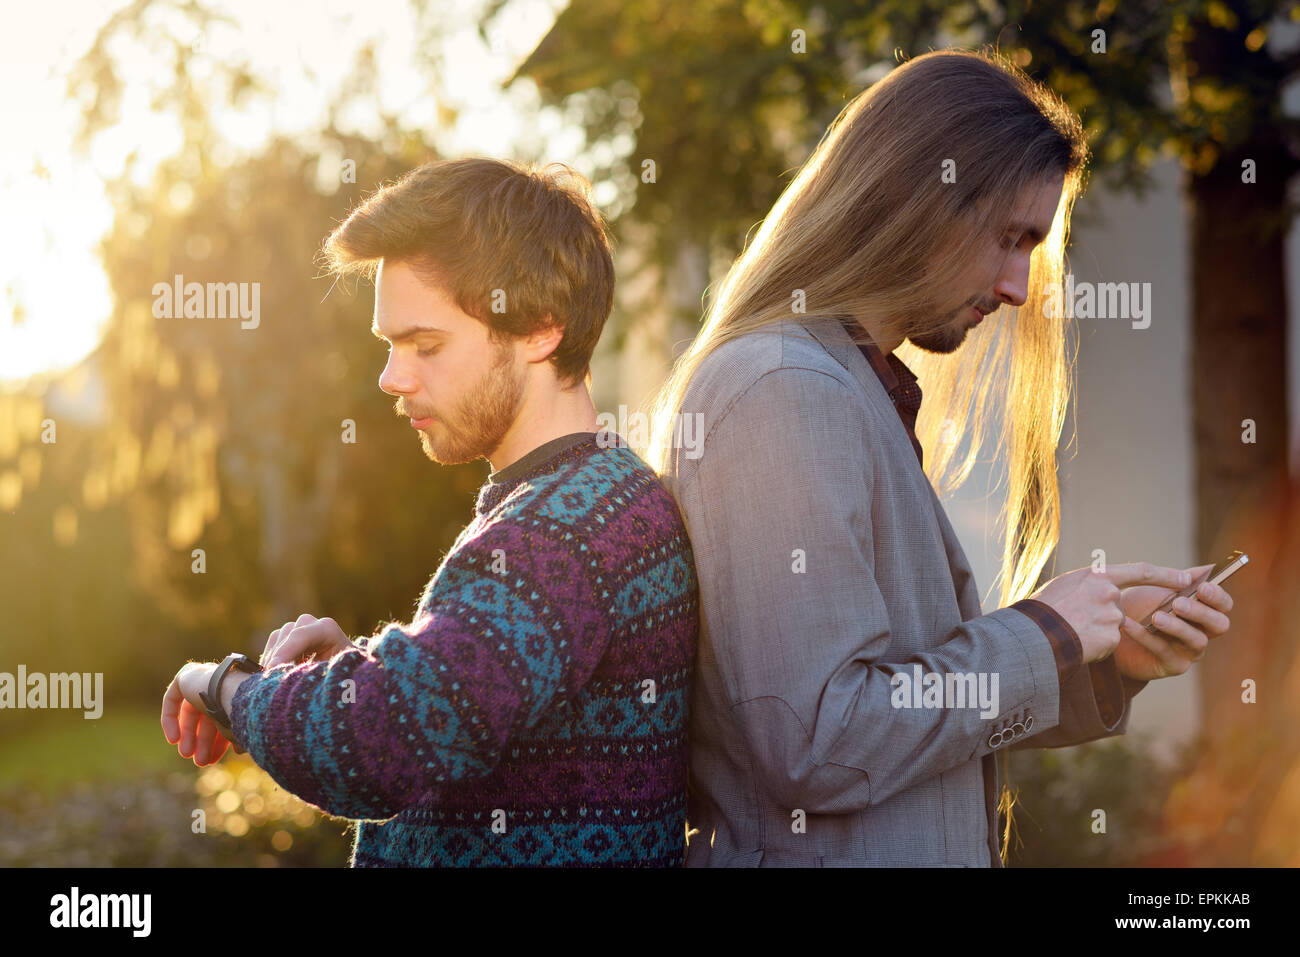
left=662, top=314, right=1136, bottom=867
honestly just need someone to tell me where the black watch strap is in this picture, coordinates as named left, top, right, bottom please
left=199, top=653, right=263, bottom=738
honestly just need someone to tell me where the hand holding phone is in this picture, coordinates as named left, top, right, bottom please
left=1111, top=549, right=1243, bottom=682
left=1136, top=549, right=1248, bottom=635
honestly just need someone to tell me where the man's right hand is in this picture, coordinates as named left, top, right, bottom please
left=261, top=614, right=356, bottom=669
left=1029, top=562, right=1191, bottom=662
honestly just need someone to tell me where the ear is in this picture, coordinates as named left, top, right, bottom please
left=521, top=315, right=564, bottom=365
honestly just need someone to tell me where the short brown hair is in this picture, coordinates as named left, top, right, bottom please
left=323, top=157, right=615, bottom=387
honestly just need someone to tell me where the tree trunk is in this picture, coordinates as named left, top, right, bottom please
left=1176, top=129, right=1296, bottom=864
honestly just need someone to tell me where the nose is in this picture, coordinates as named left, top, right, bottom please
left=378, top=350, right=417, bottom=398
left=992, top=256, right=1031, bottom=308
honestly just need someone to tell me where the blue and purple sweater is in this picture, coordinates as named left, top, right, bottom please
left=230, top=431, right=698, bottom=866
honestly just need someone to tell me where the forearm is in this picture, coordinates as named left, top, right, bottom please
left=216, top=634, right=373, bottom=750
left=729, top=601, right=1065, bottom=811
left=1006, top=597, right=1136, bottom=749
left=228, top=628, right=441, bottom=820
left=228, top=526, right=608, bottom=821
left=1009, top=655, right=1138, bottom=751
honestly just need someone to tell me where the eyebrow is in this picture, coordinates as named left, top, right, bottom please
left=370, top=321, right=446, bottom=343
left=1006, top=220, right=1049, bottom=245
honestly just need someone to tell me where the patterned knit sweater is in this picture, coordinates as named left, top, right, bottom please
left=230, top=431, right=698, bottom=866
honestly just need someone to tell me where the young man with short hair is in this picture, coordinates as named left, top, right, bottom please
left=162, top=158, right=699, bottom=867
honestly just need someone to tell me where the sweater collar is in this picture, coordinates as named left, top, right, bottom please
left=474, top=430, right=611, bottom=517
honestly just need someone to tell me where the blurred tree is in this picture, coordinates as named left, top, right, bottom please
left=0, top=0, right=485, bottom=706
left=87, top=131, right=484, bottom=645
left=508, top=0, right=1299, bottom=864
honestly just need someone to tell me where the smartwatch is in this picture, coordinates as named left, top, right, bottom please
left=199, top=652, right=263, bottom=740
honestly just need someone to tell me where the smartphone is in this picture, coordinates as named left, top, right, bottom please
left=1138, top=549, right=1249, bottom=634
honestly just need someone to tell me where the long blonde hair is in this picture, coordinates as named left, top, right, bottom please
left=644, top=48, right=1090, bottom=865
left=648, top=46, right=1087, bottom=613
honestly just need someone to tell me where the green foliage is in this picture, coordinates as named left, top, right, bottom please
left=0, top=711, right=179, bottom=794
left=1002, top=734, right=1189, bottom=866
left=509, top=0, right=1300, bottom=283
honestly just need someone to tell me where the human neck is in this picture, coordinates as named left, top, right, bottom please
left=487, top=379, right=598, bottom=473
left=847, top=315, right=903, bottom=356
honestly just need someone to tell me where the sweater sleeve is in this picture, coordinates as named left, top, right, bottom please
left=228, top=512, right=611, bottom=821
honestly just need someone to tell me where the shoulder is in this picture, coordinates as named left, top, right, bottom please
left=452, top=445, right=695, bottom=607
left=678, top=320, right=868, bottom=460
left=664, top=321, right=877, bottom=491
left=681, top=318, right=860, bottom=418
left=480, top=442, right=686, bottom=538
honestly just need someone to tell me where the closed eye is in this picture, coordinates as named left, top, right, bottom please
left=1001, top=229, right=1046, bottom=253
left=376, top=339, right=439, bottom=357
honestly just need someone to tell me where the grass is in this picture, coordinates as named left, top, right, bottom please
left=0, top=706, right=354, bottom=866
left=0, top=707, right=185, bottom=794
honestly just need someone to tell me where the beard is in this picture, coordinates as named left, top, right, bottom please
left=417, top=339, right=525, bottom=465
left=908, top=324, right=966, bottom=354
left=906, top=301, right=978, bottom=355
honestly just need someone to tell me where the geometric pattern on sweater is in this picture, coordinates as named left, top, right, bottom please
left=352, top=796, right=686, bottom=867
left=230, top=431, right=699, bottom=866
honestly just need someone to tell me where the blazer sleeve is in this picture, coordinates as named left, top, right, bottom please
left=1009, top=657, right=1146, bottom=750
left=675, top=366, right=1067, bottom=814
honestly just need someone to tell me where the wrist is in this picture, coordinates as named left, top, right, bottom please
left=220, top=668, right=257, bottom=718
left=1119, top=674, right=1149, bottom=697
left=199, top=653, right=262, bottom=738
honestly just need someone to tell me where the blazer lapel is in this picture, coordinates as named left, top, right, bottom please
left=795, top=313, right=938, bottom=502
left=795, top=314, right=886, bottom=406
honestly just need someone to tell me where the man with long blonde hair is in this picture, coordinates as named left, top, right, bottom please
left=647, top=48, right=1234, bottom=866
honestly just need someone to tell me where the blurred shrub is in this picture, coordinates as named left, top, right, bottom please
left=0, top=754, right=352, bottom=867
left=1002, top=732, right=1190, bottom=866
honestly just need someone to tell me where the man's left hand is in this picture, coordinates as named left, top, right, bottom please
left=1114, top=563, right=1234, bottom=681
left=161, top=662, right=241, bottom=766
